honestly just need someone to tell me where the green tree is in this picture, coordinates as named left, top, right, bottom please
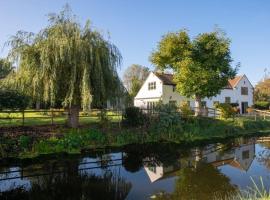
left=6, top=5, right=122, bottom=127
left=0, top=58, right=13, bottom=79
left=255, top=78, right=270, bottom=102
left=123, top=64, right=149, bottom=99
left=151, top=29, right=237, bottom=115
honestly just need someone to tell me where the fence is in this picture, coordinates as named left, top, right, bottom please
left=236, top=109, right=270, bottom=121
left=0, top=109, right=123, bottom=126
left=0, top=106, right=268, bottom=127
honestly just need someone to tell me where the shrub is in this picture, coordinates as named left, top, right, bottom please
left=179, top=102, right=193, bottom=118
left=217, top=103, right=237, bottom=119
left=151, top=103, right=182, bottom=134
left=18, top=135, right=32, bottom=151
left=230, top=103, right=239, bottom=108
left=98, top=109, right=111, bottom=128
left=122, top=106, right=146, bottom=127
left=254, top=101, right=270, bottom=110
left=0, top=90, right=30, bottom=110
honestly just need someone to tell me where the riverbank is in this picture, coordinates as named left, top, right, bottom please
left=1, top=117, right=270, bottom=159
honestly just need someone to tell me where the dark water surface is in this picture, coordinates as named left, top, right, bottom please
left=1, top=136, right=270, bottom=200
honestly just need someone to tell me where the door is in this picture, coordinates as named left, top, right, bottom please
left=241, top=102, right=248, bottom=114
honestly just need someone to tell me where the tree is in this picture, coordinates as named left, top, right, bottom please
left=150, top=29, right=237, bottom=115
left=0, top=58, right=13, bottom=79
left=254, top=78, right=270, bottom=102
left=123, top=64, right=149, bottom=98
left=6, top=5, right=122, bottom=127
left=0, top=90, right=30, bottom=110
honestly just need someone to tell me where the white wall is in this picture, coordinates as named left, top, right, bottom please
left=134, top=72, right=163, bottom=108
left=162, top=85, right=195, bottom=106
left=202, top=75, right=254, bottom=113
left=134, top=73, right=253, bottom=113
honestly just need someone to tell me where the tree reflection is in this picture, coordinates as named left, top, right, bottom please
left=1, top=168, right=131, bottom=200
left=154, top=162, right=238, bottom=200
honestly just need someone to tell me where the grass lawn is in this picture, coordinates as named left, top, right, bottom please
left=0, top=110, right=122, bottom=127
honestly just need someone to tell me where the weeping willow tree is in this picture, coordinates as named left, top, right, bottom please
left=6, top=6, right=123, bottom=127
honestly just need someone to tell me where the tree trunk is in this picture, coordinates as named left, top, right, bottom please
left=68, top=106, right=80, bottom=128
left=195, top=95, right=202, bottom=116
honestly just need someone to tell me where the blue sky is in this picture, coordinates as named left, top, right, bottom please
left=0, top=0, right=269, bottom=85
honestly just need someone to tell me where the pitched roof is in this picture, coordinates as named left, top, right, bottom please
left=154, top=73, right=176, bottom=85
left=228, top=76, right=243, bottom=88
left=154, top=72, right=244, bottom=89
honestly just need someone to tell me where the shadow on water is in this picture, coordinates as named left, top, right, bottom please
left=1, top=135, right=270, bottom=199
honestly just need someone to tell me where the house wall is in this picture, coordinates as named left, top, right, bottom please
left=162, top=85, right=195, bottom=106
left=202, top=75, right=254, bottom=113
left=134, top=73, right=253, bottom=113
left=134, top=72, right=163, bottom=108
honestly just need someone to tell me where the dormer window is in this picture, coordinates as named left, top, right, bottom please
left=241, top=87, right=248, bottom=95
left=148, top=82, right=156, bottom=90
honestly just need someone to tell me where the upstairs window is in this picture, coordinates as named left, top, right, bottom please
left=148, top=82, right=156, bottom=90
left=241, top=87, right=248, bottom=95
left=225, top=97, right=231, bottom=104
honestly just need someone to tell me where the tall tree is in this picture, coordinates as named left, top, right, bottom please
left=123, top=64, right=149, bottom=98
left=254, top=78, right=270, bottom=102
left=151, top=30, right=237, bottom=115
left=0, top=58, right=13, bottom=79
left=6, top=5, right=122, bottom=127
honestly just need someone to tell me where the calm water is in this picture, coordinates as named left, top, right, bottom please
left=1, top=136, right=270, bottom=200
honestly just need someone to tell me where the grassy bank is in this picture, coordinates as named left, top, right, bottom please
left=1, top=117, right=270, bottom=159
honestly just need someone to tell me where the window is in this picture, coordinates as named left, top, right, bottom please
left=242, top=150, right=250, bottom=160
left=173, top=86, right=176, bottom=92
left=225, top=97, right=231, bottom=104
left=241, top=87, right=248, bottom=95
left=148, top=82, right=156, bottom=90
left=147, top=101, right=157, bottom=110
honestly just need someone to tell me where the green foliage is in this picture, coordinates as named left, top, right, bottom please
left=151, top=103, right=182, bottom=134
left=98, top=109, right=111, bottom=128
left=179, top=101, right=193, bottom=118
left=0, top=90, right=30, bottom=110
left=123, top=64, right=149, bottom=98
left=234, top=118, right=270, bottom=130
left=6, top=5, right=123, bottom=111
left=254, top=101, right=270, bottom=110
left=255, top=78, right=270, bottom=102
left=122, top=106, right=146, bottom=127
left=150, top=29, right=237, bottom=110
left=0, top=58, right=13, bottom=79
left=217, top=103, right=236, bottom=119
left=116, top=131, right=141, bottom=145
left=129, top=77, right=142, bottom=98
left=18, top=135, right=32, bottom=151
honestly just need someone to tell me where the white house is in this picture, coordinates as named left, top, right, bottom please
left=144, top=142, right=255, bottom=183
left=134, top=72, right=254, bottom=114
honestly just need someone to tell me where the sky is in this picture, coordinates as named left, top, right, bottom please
left=0, top=0, right=269, bottom=85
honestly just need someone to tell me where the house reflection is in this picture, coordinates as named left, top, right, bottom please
left=144, top=141, right=255, bottom=183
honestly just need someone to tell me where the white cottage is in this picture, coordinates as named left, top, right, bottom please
left=134, top=72, right=254, bottom=114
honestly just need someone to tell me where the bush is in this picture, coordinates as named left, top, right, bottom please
left=254, top=101, right=270, bottom=110
left=18, top=135, right=32, bottom=151
left=0, top=90, right=30, bottom=110
left=179, top=102, right=193, bottom=118
left=122, top=106, right=146, bottom=127
left=151, top=103, right=182, bottom=134
left=230, top=103, right=239, bottom=108
left=217, top=103, right=237, bottom=119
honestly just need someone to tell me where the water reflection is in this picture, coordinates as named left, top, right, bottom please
left=1, top=136, right=270, bottom=200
